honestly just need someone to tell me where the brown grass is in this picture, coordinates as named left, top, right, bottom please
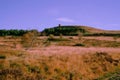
left=0, top=36, right=120, bottom=80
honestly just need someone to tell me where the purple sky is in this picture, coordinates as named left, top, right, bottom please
left=0, top=0, right=120, bottom=31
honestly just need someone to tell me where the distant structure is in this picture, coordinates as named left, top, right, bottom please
left=58, top=24, right=61, bottom=27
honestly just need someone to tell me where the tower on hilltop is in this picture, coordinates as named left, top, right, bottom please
left=58, top=24, right=61, bottom=27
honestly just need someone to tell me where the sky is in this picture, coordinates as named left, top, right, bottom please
left=0, top=0, right=120, bottom=31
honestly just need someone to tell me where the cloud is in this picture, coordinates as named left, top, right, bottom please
left=56, top=17, right=75, bottom=23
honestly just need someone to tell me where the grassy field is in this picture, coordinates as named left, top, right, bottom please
left=0, top=36, right=120, bottom=80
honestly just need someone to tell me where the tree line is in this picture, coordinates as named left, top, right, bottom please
left=0, top=28, right=119, bottom=37
left=0, top=29, right=29, bottom=36
left=41, top=26, right=120, bottom=37
left=41, top=26, right=86, bottom=36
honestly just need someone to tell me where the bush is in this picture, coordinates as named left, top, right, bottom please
left=109, top=75, right=120, bottom=80
left=73, top=43, right=85, bottom=46
left=59, top=33, right=63, bottom=39
left=21, top=30, right=38, bottom=49
left=97, top=67, right=120, bottom=80
left=0, top=55, right=6, bottom=59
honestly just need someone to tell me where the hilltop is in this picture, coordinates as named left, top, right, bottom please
left=41, top=25, right=120, bottom=36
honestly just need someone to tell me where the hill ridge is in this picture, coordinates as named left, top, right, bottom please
left=41, top=25, right=120, bottom=36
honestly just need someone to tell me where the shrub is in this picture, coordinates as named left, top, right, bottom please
left=69, top=36, right=73, bottom=39
left=73, top=43, right=85, bottom=46
left=97, top=68, right=120, bottom=80
left=59, top=33, right=63, bottom=39
left=0, top=55, right=6, bottom=59
left=77, top=31, right=83, bottom=40
left=0, top=68, right=23, bottom=80
left=21, top=30, right=38, bottom=49
left=48, top=34, right=54, bottom=39
left=113, top=36, right=119, bottom=41
left=109, top=75, right=120, bottom=80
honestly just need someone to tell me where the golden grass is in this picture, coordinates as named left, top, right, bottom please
left=0, top=46, right=120, bottom=80
left=0, top=36, right=120, bottom=80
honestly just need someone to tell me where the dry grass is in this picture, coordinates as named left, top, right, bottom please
left=83, top=36, right=120, bottom=41
left=0, top=46, right=120, bottom=80
left=0, top=36, right=120, bottom=80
